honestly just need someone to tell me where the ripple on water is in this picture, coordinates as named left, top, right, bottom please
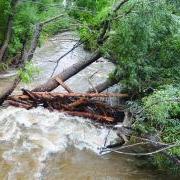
left=0, top=107, right=119, bottom=179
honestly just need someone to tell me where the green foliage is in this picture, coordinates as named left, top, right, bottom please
left=142, top=85, right=180, bottom=145
left=69, top=0, right=180, bottom=91
left=103, top=0, right=180, bottom=93
left=9, top=2, right=39, bottom=56
left=73, top=0, right=180, bottom=173
left=18, top=62, right=40, bottom=83
left=36, top=0, right=70, bottom=38
left=69, top=0, right=111, bottom=50
left=0, top=0, right=11, bottom=44
left=72, top=0, right=111, bottom=22
left=132, top=85, right=180, bottom=173
left=0, top=0, right=68, bottom=62
left=42, top=16, right=71, bottom=39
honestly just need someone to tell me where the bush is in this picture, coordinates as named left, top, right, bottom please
left=103, top=0, right=180, bottom=93
left=133, top=85, right=180, bottom=173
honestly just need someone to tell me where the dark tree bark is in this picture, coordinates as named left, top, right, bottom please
left=0, top=0, right=19, bottom=62
left=32, top=51, right=102, bottom=92
left=87, top=78, right=120, bottom=93
left=0, top=77, right=20, bottom=105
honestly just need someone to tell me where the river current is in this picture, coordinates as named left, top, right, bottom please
left=0, top=32, right=177, bottom=179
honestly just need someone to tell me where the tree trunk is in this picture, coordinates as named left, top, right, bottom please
left=32, top=51, right=101, bottom=92
left=0, top=76, right=20, bottom=105
left=87, top=78, right=120, bottom=93
left=0, top=0, right=19, bottom=62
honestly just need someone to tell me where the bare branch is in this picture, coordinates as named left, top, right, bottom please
left=102, top=144, right=180, bottom=156
left=50, top=40, right=84, bottom=77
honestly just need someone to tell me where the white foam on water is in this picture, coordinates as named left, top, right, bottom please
left=0, top=106, right=118, bottom=179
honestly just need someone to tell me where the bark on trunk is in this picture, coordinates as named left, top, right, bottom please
left=23, top=23, right=43, bottom=62
left=32, top=50, right=101, bottom=92
left=0, top=0, right=19, bottom=62
left=87, top=78, right=120, bottom=93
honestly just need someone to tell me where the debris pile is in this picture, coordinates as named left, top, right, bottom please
left=7, top=89, right=128, bottom=124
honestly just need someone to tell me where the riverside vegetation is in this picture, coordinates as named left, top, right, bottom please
left=0, top=0, right=180, bottom=175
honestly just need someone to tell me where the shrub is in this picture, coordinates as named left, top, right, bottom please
left=133, top=85, right=180, bottom=173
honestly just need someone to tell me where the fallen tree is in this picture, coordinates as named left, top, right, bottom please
left=32, top=0, right=130, bottom=92
left=9, top=91, right=128, bottom=100
left=32, top=51, right=102, bottom=92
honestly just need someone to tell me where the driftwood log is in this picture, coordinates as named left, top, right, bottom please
left=7, top=89, right=127, bottom=124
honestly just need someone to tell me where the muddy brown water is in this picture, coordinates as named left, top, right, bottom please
left=0, top=32, right=178, bottom=179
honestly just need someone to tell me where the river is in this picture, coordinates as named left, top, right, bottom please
left=0, top=32, right=177, bottom=180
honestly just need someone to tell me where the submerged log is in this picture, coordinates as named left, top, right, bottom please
left=64, top=98, right=88, bottom=109
left=87, top=78, right=120, bottom=93
left=7, top=99, right=34, bottom=109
